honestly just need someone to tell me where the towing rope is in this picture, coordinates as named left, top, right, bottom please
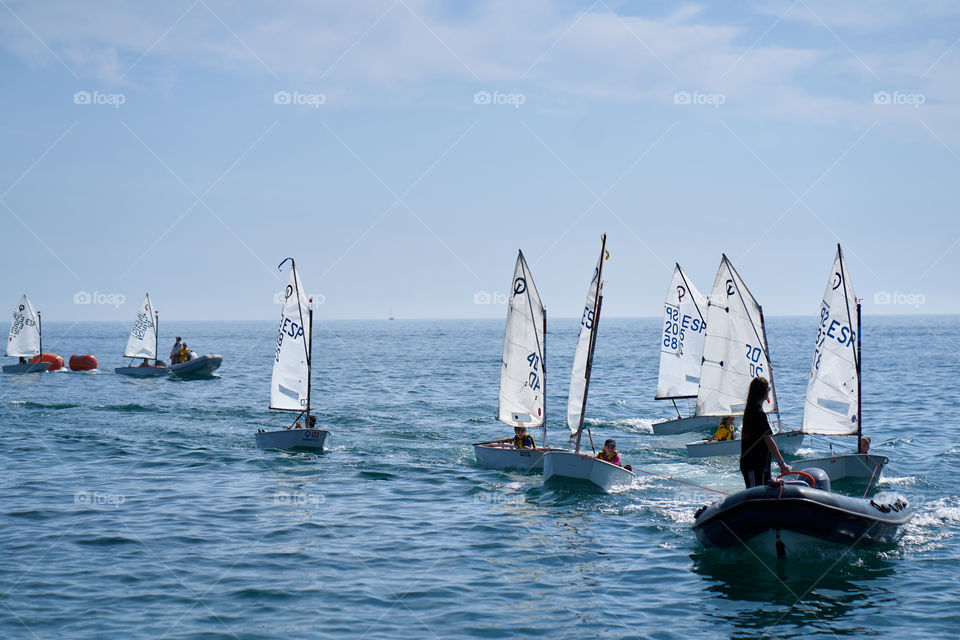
left=629, top=467, right=731, bottom=496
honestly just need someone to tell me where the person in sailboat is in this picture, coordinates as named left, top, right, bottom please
left=493, top=425, right=536, bottom=449
left=139, top=358, right=150, bottom=367
left=858, top=437, right=871, bottom=454
left=170, top=337, right=183, bottom=364
left=740, top=376, right=790, bottom=488
left=290, top=414, right=317, bottom=430
left=706, top=416, right=735, bottom=442
left=597, top=439, right=621, bottom=465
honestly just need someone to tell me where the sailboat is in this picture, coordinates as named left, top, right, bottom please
left=3, top=295, right=49, bottom=374
left=651, top=264, right=714, bottom=435
left=793, top=245, right=887, bottom=481
left=255, top=258, right=330, bottom=451
left=474, top=250, right=565, bottom=470
left=685, top=255, right=803, bottom=458
left=115, top=294, right=167, bottom=377
left=542, top=235, right=636, bottom=491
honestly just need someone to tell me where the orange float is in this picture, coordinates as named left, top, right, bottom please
left=68, top=354, right=98, bottom=371
left=33, top=353, right=65, bottom=371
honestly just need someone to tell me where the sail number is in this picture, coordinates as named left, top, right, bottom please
left=130, top=311, right=153, bottom=340
left=274, top=317, right=305, bottom=363
left=812, top=304, right=855, bottom=371
left=745, top=343, right=764, bottom=377
left=581, top=305, right=595, bottom=331
left=526, top=352, right=541, bottom=391
left=662, top=305, right=704, bottom=355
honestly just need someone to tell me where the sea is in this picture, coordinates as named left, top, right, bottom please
left=1, top=316, right=958, bottom=639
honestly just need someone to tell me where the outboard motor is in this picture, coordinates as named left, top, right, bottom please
left=802, top=467, right=831, bottom=492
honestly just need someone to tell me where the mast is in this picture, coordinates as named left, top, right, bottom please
left=856, top=300, right=862, bottom=451
left=574, top=234, right=606, bottom=453
left=154, top=306, right=160, bottom=366
left=37, top=310, right=42, bottom=358
left=542, top=307, right=547, bottom=447
left=758, top=307, right=782, bottom=428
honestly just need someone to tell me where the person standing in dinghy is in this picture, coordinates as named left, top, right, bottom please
left=740, top=376, right=789, bottom=488
left=170, top=337, right=183, bottom=364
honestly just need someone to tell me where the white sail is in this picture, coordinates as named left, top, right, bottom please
left=497, top=251, right=546, bottom=427
left=567, top=238, right=607, bottom=435
left=6, top=295, right=41, bottom=357
left=803, top=245, right=859, bottom=435
left=656, top=264, right=708, bottom=399
left=696, top=255, right=777, bottom=416
left=270, top=262, right=311, bottom=411
left=123, top=294, right=158, bottom=359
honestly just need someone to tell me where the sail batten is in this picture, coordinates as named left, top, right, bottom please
left=497, top=251, right=546, bottom=427
left=6, top=295, right=41, bottom=358
left=656, top=264, right=708, bottom=400
left=696, top=256, right=777, bottom=417
left=802, top=245, right=859, bottom=436
left=269, top=261, right=311, bottom=412
left=123, top=295, right=157, bottom=359
left=567, top=237, right=607, bottom=436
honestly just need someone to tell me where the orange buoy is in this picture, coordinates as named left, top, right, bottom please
left=68, top=354, right=98, bottom=371
left=33, top=353, right=65, bottom=371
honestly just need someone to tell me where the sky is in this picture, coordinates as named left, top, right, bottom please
left=1, top=0, right=959, bottom=321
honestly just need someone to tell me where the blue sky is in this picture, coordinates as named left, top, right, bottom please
left=1, top=0, right=958, bottom=320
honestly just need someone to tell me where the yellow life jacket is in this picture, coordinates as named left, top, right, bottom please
left=597, top=448, right=619, bottom=462
left=513, top=434, right=535, bottom=449
left=714, top=424, right=733, bottom=441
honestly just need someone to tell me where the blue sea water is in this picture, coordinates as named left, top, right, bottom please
left=1, top=316, right=958, bottom=639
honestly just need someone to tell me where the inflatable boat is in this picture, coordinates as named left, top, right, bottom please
left=692, top=469, right=912, bottom=557
left=168, top=354, right=222, bottom=378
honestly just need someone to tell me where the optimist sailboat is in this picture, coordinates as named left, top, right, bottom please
left=685, top=255, right=802, bottom=458
left=651, top=264, right=713, bottom=435
left=793, top=245, right=887, bottom=482
left=3, top=295, right=49, bottom=374
left=115, top=294, right=167, bottom=377
left=474, top=250, right=566, bottom=470
left=256, top=258, right=329, bottom=452
left=543, top=235, right=636, bottom=491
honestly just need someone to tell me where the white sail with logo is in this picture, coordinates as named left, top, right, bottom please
left=656, top=264, right=708, bottom=399
left=270, top=263, right=311, bottom=411
left=567, top=236, right=607, bottom=436
left=123, top=294, right=158, bottom=359
left=803, top=245, right=859, bottom=435
left=498, top=251, right=546, bottom=427
left=696, top=255, right=777, bottom=417
left=6, top=295, right=41, bottom=357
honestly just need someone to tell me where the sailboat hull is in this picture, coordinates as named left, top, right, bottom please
left=2, top=362, right=51, bottom=374
left=685, top=430, right=803, bottom=458
left=653, top=414, right=730, bottom=436
left=473, top=443, right=568, bottom=471
left=793, top=453, right=887, bottom=482
left=542, top=451, right=636, bottom=492
left=256, top=428, right=329, bottom=451
left=115, top=365, right=168, bottom=377
left=168, top=355, right=222, bottom=378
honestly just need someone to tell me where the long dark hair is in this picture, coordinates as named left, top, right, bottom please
left=745, top=376, right=770, bottom=412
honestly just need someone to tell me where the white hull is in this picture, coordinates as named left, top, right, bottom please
left=542, top=451, right=636, bottom=492
left=168, top=355, right=222, bottom=378
left=2, top=362, right=50, bottom=374
left=792, top=453, right=888, bottom=482
left=115, top=365, right=168, bottom=377
left=653, top=414, right=734, bottom=436
left=256, top=428, right=329, bottom=451
left=686, top=430, right=804, bottom=458
left=473, top=443, right=568, bottom=471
